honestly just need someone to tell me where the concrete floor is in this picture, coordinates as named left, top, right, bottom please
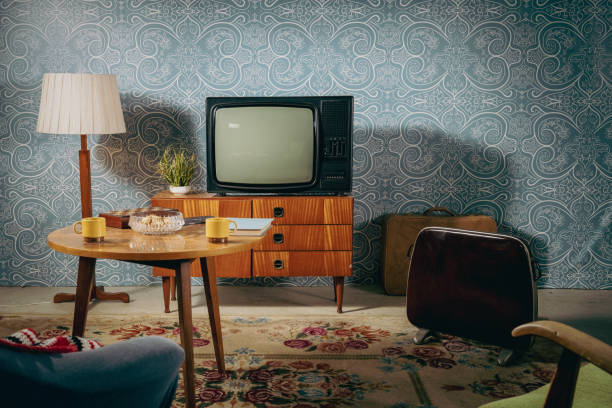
left=0, top=286, right=611, bottom=344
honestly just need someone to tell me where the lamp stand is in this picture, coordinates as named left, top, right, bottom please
left=53, top=135, right=130, bottom=304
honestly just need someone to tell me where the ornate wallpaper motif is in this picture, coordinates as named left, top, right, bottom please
left=0, top=0, right=610, bottom=289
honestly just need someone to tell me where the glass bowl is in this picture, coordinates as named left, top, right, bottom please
left=129, top=234, right=186, bottom=251
left=129, top=209, right=184, bottom=235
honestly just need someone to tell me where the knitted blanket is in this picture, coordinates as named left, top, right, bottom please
left=0, top=328, right=102, bottom=353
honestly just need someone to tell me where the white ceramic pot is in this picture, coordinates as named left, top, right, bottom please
left=169, top=185, right=191, bottom=194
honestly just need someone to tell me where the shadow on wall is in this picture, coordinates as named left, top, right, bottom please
left=88, top=94, right=202, bottom=286
left=353, top=124, right=547, bottom=288
left=94, top=94, right=205, bottom=206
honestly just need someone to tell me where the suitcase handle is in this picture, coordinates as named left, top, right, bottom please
left=423, top=207, right=455, bottom=216
left=407, top=243, right=414, bottom=258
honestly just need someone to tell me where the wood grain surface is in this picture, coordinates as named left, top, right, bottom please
left=48, top=224, right=264, bottom=261
left=257, top=225, right=353, bottom=250
left=252, top=251, right=352, bottom=277
left=252, top=196, right=353, bottom=224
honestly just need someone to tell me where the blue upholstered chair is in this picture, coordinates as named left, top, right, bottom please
left=0, top=336, right=185, bottom=408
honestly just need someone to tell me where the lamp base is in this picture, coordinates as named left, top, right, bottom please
left=52, top=135, right=130, bottom=305
left=53, top=286, right=130, bottom=304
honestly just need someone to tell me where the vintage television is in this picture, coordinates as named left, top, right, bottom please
left=205, top=96, right=353, bottom=194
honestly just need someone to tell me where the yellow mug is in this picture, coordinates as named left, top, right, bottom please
left=73, top=217, right=106, bottom=242
left=206, top=217, right=237, bottom=243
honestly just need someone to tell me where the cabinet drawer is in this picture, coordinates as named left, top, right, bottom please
left=257, top=225, right=352, bottom=250
left=253, top=197, right=352, bottom=224
left=253, top=251, right=352, bottom=277
left=152, top=251, right=251, bottom=279
left=152, top=198, right=251, bottom=218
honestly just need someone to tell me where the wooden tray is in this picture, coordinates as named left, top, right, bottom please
left=99, top=207, right=177, bottom=229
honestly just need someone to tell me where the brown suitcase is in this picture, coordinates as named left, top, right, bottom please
left=381, top=207, right=497, bottom=295
left=406, top=227, right=538, bottom=364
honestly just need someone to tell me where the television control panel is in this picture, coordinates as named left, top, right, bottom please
left=324, top=137, right=347, bottom=158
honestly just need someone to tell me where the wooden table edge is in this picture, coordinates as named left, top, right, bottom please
left=47, top=226, right=265, bottom=261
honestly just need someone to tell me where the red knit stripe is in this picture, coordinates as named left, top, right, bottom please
left=1, top=329, right=103, bottom=353
left=22, top=328, right=40, bottom=345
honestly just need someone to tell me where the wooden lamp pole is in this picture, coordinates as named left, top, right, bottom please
left=52, top=135, right=129, bottom=303
left=79, top=134, right=92, bottom=219
left=52, top=134, right=129, bottom=304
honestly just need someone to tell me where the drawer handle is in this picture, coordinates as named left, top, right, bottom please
left=273, top=259, right=284, bottom=269
left=273, top=233, right=284, bottom=244
left=273, top=207, right=284, bottom=217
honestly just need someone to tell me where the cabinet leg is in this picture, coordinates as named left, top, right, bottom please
left=170, top=276, right=177, bottom=300
left=162, top=276, right=171, bottom=313
left=333, top=282, right=337, bottom=302
left=333, top=276, right=344, bottom=313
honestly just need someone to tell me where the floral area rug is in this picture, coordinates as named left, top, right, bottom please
left=0, top=314, right=561, bottom=407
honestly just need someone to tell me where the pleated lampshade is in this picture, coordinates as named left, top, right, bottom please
left=36, top=73, right=126, bottom=135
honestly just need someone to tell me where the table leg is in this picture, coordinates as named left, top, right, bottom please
left=72, top=257, right=96, bottom=337
left=175, top=260, right=195, bottom=408
left=334, top=276, right=344, bottom=313
left=201, top=257, right=225, bottom=372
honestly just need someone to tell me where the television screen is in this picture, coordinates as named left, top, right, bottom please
left=214, top=106, right=315, bottom=184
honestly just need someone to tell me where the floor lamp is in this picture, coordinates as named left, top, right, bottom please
left=37, top=73, right=130, bottom=304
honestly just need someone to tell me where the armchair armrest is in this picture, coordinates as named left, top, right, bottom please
left=512, top=320, right=612, bottom=375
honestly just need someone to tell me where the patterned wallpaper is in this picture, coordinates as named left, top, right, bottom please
left=0, top=0, right=610, bottom=289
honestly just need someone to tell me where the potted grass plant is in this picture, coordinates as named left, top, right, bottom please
left=158, top=147, right=196, bottom=194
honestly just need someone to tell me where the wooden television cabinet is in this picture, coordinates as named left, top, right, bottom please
left=151, top=192, right=353, bottom=313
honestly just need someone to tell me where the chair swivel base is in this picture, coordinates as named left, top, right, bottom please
left=413, top=328, right=516, bottom=366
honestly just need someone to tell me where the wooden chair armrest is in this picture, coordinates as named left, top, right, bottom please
left=512, top=320, right=612, bottom=374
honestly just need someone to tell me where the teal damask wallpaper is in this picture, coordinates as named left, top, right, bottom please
left=0, top=1, right=610, bottom=289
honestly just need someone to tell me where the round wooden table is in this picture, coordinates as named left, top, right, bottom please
left=48, top=224, right=265, bottom=408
